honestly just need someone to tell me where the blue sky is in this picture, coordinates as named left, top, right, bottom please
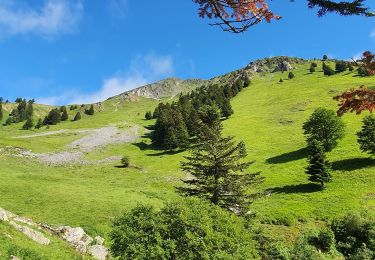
left=0, top=0, right=374, bottom=105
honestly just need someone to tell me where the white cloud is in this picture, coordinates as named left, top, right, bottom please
left=0, top=0, right=83, bottom=38
left=37, top=53, right=175, bottom=105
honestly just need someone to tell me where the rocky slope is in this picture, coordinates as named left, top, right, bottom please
left=109, top=56, right=308, bottom=100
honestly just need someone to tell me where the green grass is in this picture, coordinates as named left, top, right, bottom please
left=0, top=61, right=374, bottom=254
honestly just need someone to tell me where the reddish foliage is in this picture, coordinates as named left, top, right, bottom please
left=193, top=0, right=280, bottom=33
left=360, top=51, right=375, bottom=76
left=334, top=86, right=375, bottom=116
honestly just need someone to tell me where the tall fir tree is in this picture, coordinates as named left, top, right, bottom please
left=305, top=140, right=332, bottom=188
left=61, top=106, right=69, bottom=121
left=357, top=115, right=375, bottom=156
left=22, top=117, right=34, bottom=130
left=73, top=111, right=82, bottom=121
left=35, top=118, right=43, bottom=129
left=179, top=125, right=263, bottom=213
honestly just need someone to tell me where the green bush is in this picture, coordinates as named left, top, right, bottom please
left=110, top=198, right=259, bottom=260
left=288, top=72, right=295, bottom=79
left=73, top=112, right=81, bottom=121
left=316, top=228, right=335, bottom=252
left=121, top=156, right=130, bottom=168
left=331, top=212, right=375, bottom=258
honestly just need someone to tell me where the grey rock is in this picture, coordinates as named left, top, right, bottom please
left=9, top=221, right=50, bottom=245
left=89, top=245, right=109, bottom=260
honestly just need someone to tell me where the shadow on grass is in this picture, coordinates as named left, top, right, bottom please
left=332, top=158, right=375, bottom=171
left=267, top=183, right=320, bottom=194
left=266, top=147, right=308, bottom=164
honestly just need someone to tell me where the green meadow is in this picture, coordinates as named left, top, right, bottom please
left=0, top=60, right=374, bottom=255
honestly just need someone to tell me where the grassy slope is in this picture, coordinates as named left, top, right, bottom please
left=0, top=61, right=374, bottom=254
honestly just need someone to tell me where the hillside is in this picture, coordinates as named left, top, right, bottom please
left=0, top=57, right=374, bottom=258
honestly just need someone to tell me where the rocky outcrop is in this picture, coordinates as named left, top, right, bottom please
left=0, top=208, right=109, bottom=260
left=245, top=56, right=306, bottom=73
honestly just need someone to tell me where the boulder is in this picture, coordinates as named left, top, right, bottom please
left=0, top=208, right=9, bottom=221
left=95, top=236, right=105, bottom=245
left=9, top=221, right=50, bottom=245
left=89, top=245, right=109, bottom=260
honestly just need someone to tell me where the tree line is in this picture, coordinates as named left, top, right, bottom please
left=146, top=76, right=250, bottom=150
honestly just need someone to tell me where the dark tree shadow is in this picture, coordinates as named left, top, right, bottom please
left=266, top=183, right=320, bottom=194
left=266, top=147, right=308, bottom=164
left=332, top=158, right=375, bottom=171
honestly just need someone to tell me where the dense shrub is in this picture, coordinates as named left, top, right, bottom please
left=348, top=64, right=354, bottom=71
left=335, top=61, right=347, bottom=73
left=85, top=105, right=95, bottom=115
left=331, top=212, right=375, bottom=258
left=303, top=108, right=345, bottom=152
left=144, top=111, right=152, bottom=120
left=110, top=198, right=259, bottom=260
left=288, top=72, right=295, bottom=79
left=121, top=156, right=130, bottom=168
left=357, top=115, right=375, bottom=156
left=323, top=55, right=328, bottom=60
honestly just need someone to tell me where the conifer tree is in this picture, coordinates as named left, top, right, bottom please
left=220, top=98, right=234, bottom=119
left=35, top=118, right=43, bottom=129
left=44, top=108, right=61, bottom=125
left=73, top=111, right=82, bottom=121
left=22, top=117, right=34, bottom=130
left=357, top=115, right=375, bottom=156
left=323, top=62, right=335, bottom=76
left=179, top=125, right=263, bottom=213
left=305, top=140, right=332, bottom=188
left=26, top=99, right=34, bottom=118
left=145, top=111, right=152, bottom=120
left=61, top=106, right=68, bottom=121
left=5, top=117, right=13, bottom=126
left=85, top=105, right=95, bottom=115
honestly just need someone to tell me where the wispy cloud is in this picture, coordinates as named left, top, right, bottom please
left=107, top=0, right=128, bottom=19
left=0, top=0, right=83, bottom=38
left=37, top=53, right=175, bottom=105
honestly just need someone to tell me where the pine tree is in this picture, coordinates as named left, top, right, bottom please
left=35, top=118, right=43, bottom=129
left=74, top=112, right=82, bottom=121
left=220, top=98, right=233, bottom=119
left=26, top=100, right=34, bottom=118
left=305, top=140, right=331, bottom=188
left=85, top=105, right=95, bottom=115
left=44, top=108, right=61, bottom=125
left=323, top=62, right=335, bottom=76
left=61, top=106, right=68, bottom=121
left=22, top=117, right=34, bottom=130
left=145, top=111, right=152, bottom=120
left=357, top=115, right=375, bottom=156
left=179, top=126, right=263, bottom=213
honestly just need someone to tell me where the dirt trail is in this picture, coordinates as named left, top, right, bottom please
left=6, top=125, right=141, bottom=165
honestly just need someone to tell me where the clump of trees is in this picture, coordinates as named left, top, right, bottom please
left=357, top=115, right=375, bottom=156
left=109, top=198, right=259, bottom=259
left=303, top=108, right=345, bottom=152
left=4, top=98, right=34, bottom=128
left=151, top=79, right=248, bottom=150
left=43, top=108, right=61, bottom=125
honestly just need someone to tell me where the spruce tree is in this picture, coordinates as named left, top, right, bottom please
left=26, top=100, right=34, bottom=118
left=179, top=124, right=263, bottom=213
left=35, top=118, right=43, bottom=129
left=61, top=106, right=68, bottom=121
left=85, top=105, right=95, bottom=115
left=220, top=98, right=233, bottom=119
left=305, top=140, right=331, bottom=188
left=323, top=62, right=335, bottom=76
left=357, top=115, right=375, bottom=156
left=22, top=117, right=34, bottom=130
left=45, top=108, right=61, bottom=125
left=145, top=111, right=152, bottom=120
left=73, top=111, right=82, bottom=121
